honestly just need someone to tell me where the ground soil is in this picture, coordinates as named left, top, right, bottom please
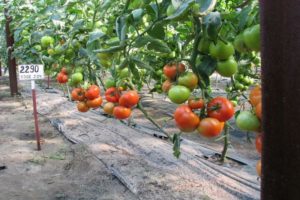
left=0, top=77, right=137, bottom=200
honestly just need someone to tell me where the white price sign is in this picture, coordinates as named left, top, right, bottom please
left=18, top=64, right=44, bottom=80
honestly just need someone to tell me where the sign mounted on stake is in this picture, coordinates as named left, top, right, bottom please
left=18, top=64, right=44, bottom=80
left=18, top=64, right=44, bottom=151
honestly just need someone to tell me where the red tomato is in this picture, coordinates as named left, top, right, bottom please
left=61, top=67, right=68, bottom=75
left=85, top=85, right=100, bottom=100
left=162, top=79, right=173, bottom=93
left=113, top=106, right=132, bottom=119
left=188, top=97, right=204, bottom=110
left=56, top=72, right=68, bottom=84
left=77, top=101, right=90, bottom=112
left=119, top=90, right=140, bottom=108
left=255, top=102, right=262, bottom=120
left=255, top=134, right=262, bottom=154
left=249, top=85, right=261, bottom=106
left=163, top=63, right=186, bottom=79
left=86, top=96, right=102, bottom=108
left=197, top=118, right=224, bottom=138
left=71, top=88, right=85, bottom=101
left=105, top=87, right=121, bottom=103
left=207, top=97, right=235, bottom=122
left=174, top=105, right=200, bottom=132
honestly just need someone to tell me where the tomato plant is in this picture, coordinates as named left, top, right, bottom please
left=0, top=0, right=262, bottom=163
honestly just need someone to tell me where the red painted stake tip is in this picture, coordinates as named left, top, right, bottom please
left=32, top=88, right=41, bottom=151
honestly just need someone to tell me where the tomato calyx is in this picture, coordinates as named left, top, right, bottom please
left=207, top=103, right=222, bottom=112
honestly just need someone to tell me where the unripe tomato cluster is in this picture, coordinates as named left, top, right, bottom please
left=162, top=62, right=199, bottom=104
left=71, top=85, right=102, bottom=112
left=174, top=96, right=234, bottom=138
left=103, top=87, right=140, bottom=120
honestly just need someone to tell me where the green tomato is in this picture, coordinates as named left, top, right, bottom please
left=75, top=67, right=84, bottom=73
left=168, top=85, right=191, bottom=104
left=155, top=84, right=162, bottom=90
left=105, top=78, right=116, bottom=88
left=47, top=48, right=55, bottom=56
left=155, top=69, right=163, bottom=77
left=242, top=76, right=252, bottom=85
left=216, top=57, right=238, bottom=77
left=231, top=100, right=238, bottom=107
left=72, top=40, right=81, bottom=50
left=71, top=72, right=83, bottom=84
left=119, top=68, right=130, bottom=79
left=235, top=81, right=244, bottom=90
left=34, top=45, right=42, bottom=51
left=94, top=21, right=102, bottom=29
left=236, top=111, right=260, bottom=131
left=234, top=34, right=249, bottom=53
left=97, top=52, right=113, bottom=61
left=243, top=24, right=260, bottom=52
left=253, top=57, right=261, bottom=65
left=178, top=72, right=199, bottom=90
left=65, top=48, right=75, bottom=57
left=234, top=74, right=244, bottom=81
left=209, top=40, right=235, bottom=60
left=54, top=45, right=64, bottom=55
left=225, top=86, right=233, bottom=93
left=198, top=38, right=211, bottom=54
left=41, top=36, right=54, bottom=48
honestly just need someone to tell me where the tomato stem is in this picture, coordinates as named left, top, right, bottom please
left=137, top=102, right=170, bottom=138
left=220, top=122, right=229, bottom=163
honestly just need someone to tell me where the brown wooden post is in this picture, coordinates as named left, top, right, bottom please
left=260, top=0, right=300, bottom=199
left=4, top=5, right=18, bottom=96
left=0, top=61, right=2, bottom=76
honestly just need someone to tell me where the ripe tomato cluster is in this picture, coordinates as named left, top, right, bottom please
left=103, top=87, right=140, bottom=120
left=174, top=96, right=234, bottom=138
left=71, top=85, right=102, bottom=112
left=56, top=67, right=68, bottom=84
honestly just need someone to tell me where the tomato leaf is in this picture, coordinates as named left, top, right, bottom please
left=196, top=56, right=217, bottom=86
left=116, top=16, right=127, bottom=42
left=195, top=0, right=216, bottom=15
left=133, top=35, right=153, bottom=48
left=166, top=0, right=194, bottom=21
left=129, top=61, right=140, bottom=81
left=87, top=31, right=105, bottom=45
left=147, top=23, right=165, bottom=40
left=203, top=12, right=222, bottom=41
left=131, top=8, right=144, bottom=23
left=131, top=57, right=155, bottom=72
left=147, top=38, right=171, bottom=53
left=72, top=19, right=85, bottom=32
